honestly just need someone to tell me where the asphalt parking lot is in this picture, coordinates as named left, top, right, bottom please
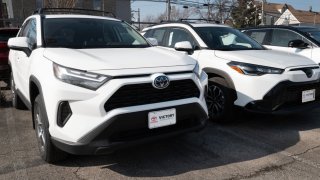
left=1, top=85, right=320, bottom=180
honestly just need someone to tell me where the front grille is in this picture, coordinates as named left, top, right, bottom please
left=104, top=79, right=200, bottom=112
left=264, top=81, right=320, bottom=110
left=284, top=82, right=320, bottom=106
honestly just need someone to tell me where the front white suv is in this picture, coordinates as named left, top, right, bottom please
left=8, top=10, right=208, bottom=163
left=143, top=22, right=320, bottom=122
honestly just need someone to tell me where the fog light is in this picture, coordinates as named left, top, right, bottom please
left=57, top=101, right=72, bottom=127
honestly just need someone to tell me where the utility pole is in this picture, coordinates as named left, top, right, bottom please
left=203, top=4, right=210, bottom=20
left=102, top=0, right=105, bottom=15
left=131, top=9, right=141, bottom=31
left=219, top=4, right=223, bottom=23
left=261, top=0, right=265, bottom=25
left=166, top=0, right=171, bottom=21
left=138, top=8, right=141, bottom=31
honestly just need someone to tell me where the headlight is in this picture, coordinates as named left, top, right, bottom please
left=53, top=63, right=111, bottom=90
left=227, top=61, right=284, bottom=76
left=193, top=62, right=201, bottom=78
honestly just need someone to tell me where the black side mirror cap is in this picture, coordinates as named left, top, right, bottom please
left=288, top=39, right=309, bottom=49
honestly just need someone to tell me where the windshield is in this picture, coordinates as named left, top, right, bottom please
left=299, top=28, right=320, bottom=43
left=43, top=18, right=149, bottom=48
left=195, top=27, right=264, bottom=51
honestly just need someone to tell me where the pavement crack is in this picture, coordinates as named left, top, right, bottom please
left=72, top=161, right=85, bottom=180
left=291, top=145, right=320, bottom=157
left=227, top=160, right=295, bottom=180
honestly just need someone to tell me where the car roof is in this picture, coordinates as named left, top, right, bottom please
left=241, top=25, right=317, bottom=31
left=143, top=22, right=230, bottom=31
left=42, top=14, right=120, bottom=21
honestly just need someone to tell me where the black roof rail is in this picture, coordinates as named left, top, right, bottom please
left=179, top=18, right=220, bottom=24
left=33, top=8, right=115, bottom=18
left=159, top=20, right=192, bottom=26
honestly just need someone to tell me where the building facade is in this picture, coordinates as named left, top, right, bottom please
left=5, top=0, right=130, bottom=27
left=275, top=9, right=320, bottom=27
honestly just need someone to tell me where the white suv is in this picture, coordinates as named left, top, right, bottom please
left=143, top=22, right=320, bottom=122
left=8, top=9, right=208, bottom=163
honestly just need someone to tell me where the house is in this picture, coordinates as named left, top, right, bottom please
left=275, top=9, right=320, bottom=27
left=261, top=2, right=294, bottom=25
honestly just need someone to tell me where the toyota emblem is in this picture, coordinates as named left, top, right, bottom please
left=152, top=74, right=170, bottom=89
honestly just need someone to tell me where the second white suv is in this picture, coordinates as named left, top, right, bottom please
left=8, top=10, right=208, bottom=163
left=143, top=22, right=320, bottom=122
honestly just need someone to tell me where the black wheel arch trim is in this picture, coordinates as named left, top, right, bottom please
left=203, top=67, right=237, bottom=101
left=29, top=75, right=48, bottom=129
left=15, top=89, right=32, bottom=110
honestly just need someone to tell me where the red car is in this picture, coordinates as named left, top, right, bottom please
left=0, top=28, right=19, bottom=84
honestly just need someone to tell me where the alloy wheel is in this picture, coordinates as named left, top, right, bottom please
left=35, top=109, right=46, bottom=153
left=206, top=84, right=225, bottom=118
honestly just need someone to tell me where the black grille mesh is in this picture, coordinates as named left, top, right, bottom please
left=104, top=79, right=200, bottom=112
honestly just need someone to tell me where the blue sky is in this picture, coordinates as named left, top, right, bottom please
left=131, top=0, right=320, bottom=20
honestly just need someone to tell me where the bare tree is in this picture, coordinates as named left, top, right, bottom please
left=46, top=0, right=77, bottom=8
left=197, top=0, right=236, bottom=23
left=148, top=6, right=196, bottom=22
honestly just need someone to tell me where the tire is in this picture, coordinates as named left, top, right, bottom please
left=33, top=95, right=67, bottom=163
left=11, top=72, right=27, bottom=109
left=206, top=77, right=235, bottom=122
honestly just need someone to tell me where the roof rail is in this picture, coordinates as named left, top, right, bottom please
left=160, top=20, right=192, bottom=25
left=179, top=18, right=220, bottom=24
left=33, top=8, right=115, bottom=18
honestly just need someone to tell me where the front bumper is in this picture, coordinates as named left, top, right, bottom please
left=244, top=80, right=320, bottom=114
left=51, top=103, right=207, bottom=155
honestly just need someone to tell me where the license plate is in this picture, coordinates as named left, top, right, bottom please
left=148, top=108, right=176, bottom=129
left=302, top=89, right=316, bottom=103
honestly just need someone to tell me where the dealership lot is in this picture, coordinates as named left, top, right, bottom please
left=1, top=88, right=320, bottom=180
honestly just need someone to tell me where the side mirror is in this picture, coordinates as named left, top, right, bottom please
left=8, top=37, right=31, bottom=56
left=288, top=39, right=309, bottom=49
left=147, top=38, right=158, bottom=46
left=174, top=41, right=194, bottom=55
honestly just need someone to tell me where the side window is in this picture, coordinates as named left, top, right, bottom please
left=244, top=29, right=270, bottom=45
left=271, top=29, right=307, bottom=47
left=151, top=28, right=166, bottom=46
left=18, top=20, right=31, bottom=37
left=143, top=30, right=153, bottom=38
left=166, top=28, right=196, bottom=48
left=17, top=19, right=37, bottom=48
left=27, top=19, right=37, bottom=46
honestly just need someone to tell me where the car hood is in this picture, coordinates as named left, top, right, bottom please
left=214, top=50, right=317, bottom=69
left=43, top=47, right=196, bottom=71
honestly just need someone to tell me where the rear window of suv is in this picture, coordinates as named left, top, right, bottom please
left=43, top=18, right=150, bottom=49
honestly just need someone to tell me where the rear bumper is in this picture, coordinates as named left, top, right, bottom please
left=51, top=103, right=208, bottom=155
left=244, top=80, right=320, bottom=114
